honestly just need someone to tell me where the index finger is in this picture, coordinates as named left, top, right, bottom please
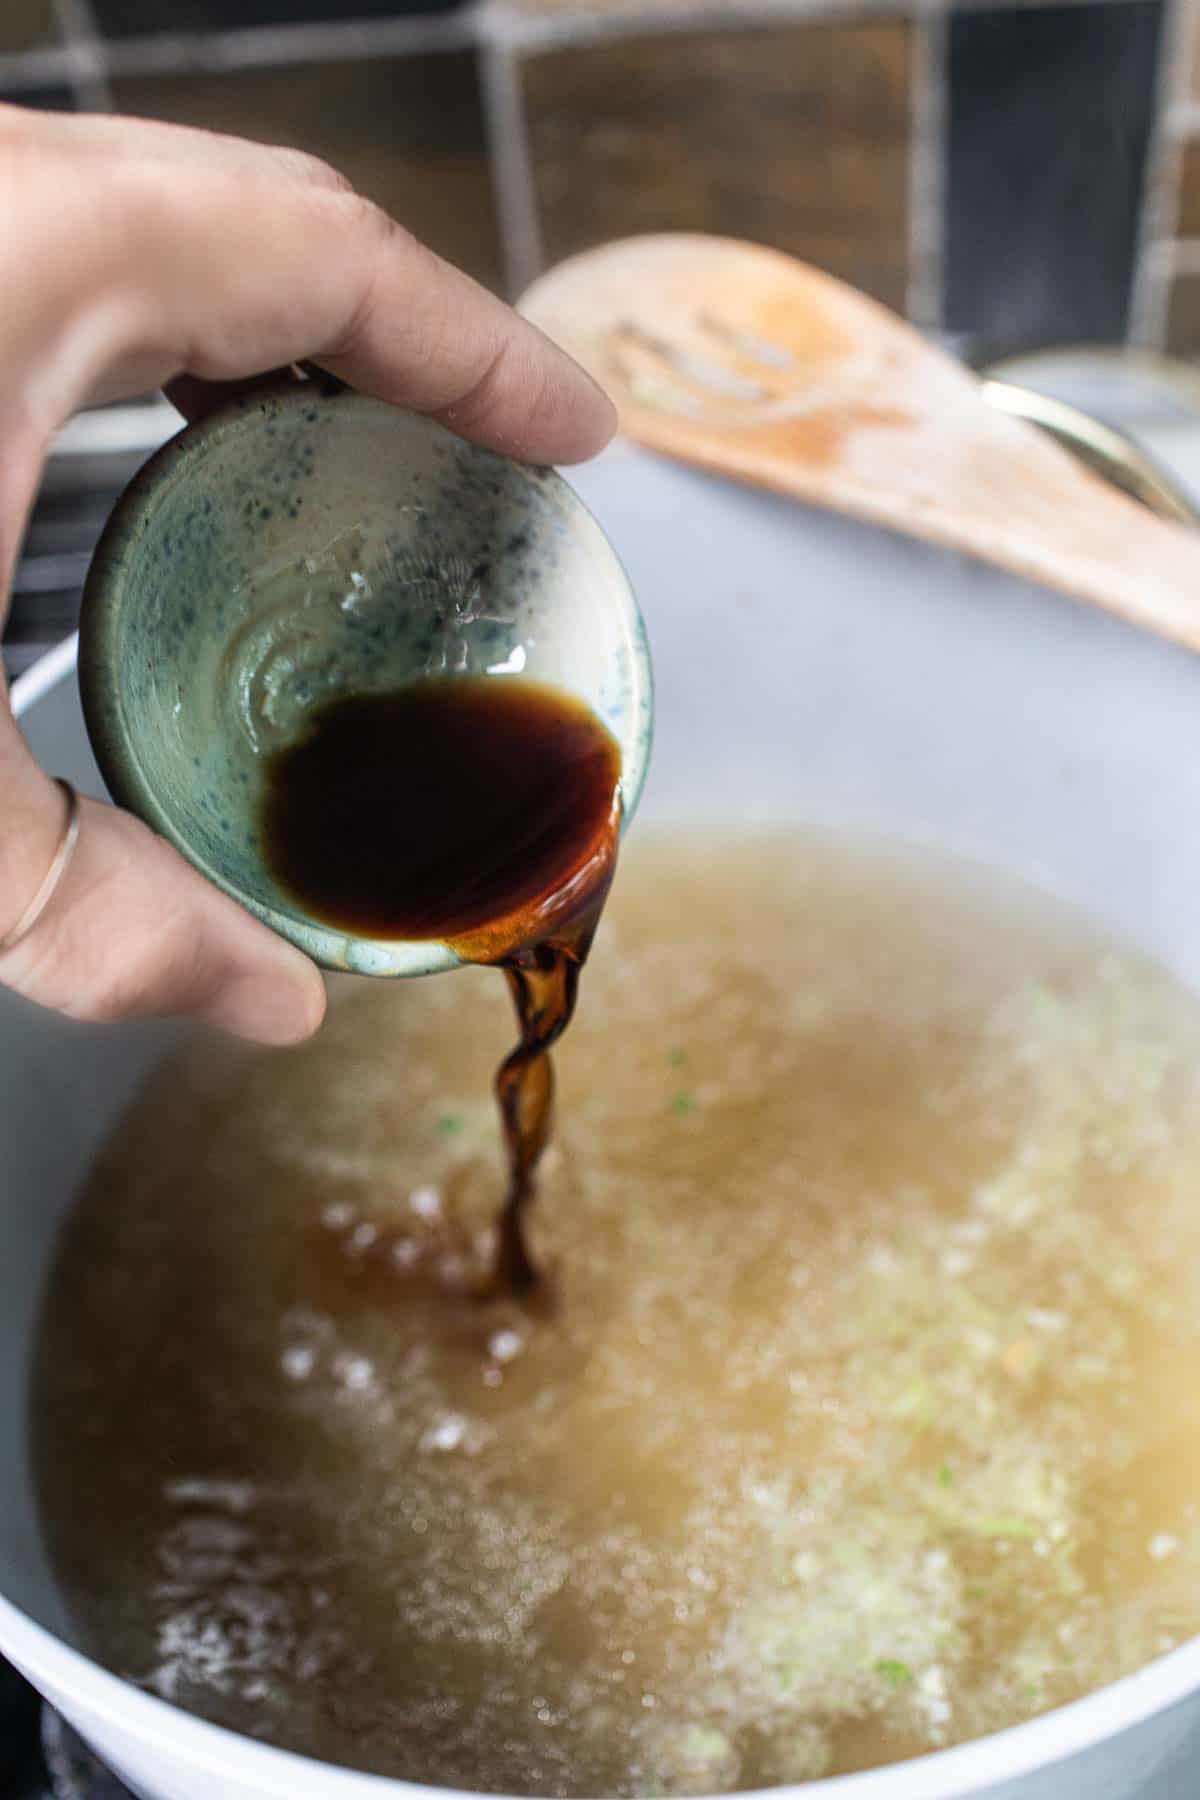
left=12, top=110, right=617, bottom=465
left=315, top=213, right=620, bottom=465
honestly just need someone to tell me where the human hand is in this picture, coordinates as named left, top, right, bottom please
left=0, top=103, right=615, bottom=1044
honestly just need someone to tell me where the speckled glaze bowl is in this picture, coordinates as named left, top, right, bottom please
left=78, top=377, right=653, bottom=977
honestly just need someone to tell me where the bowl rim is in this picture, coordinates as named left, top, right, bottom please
left=8, top=630, right=1200, bottom=1800
left=76, top=377, right=653, bottom=978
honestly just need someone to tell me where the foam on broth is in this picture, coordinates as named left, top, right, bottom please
left=32, top=831, right=1200, bottom=1793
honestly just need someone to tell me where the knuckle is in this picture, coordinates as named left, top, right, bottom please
left=324, top=198, right=419, bottom=359
left=66, top=932, right=202, bottom=1026
left=453, top=340, right=552, bottom=451
left=58, top=930, right=160, bottom=1024
left=450, top=342, right=513, bottom=430
left=60, top=868, right=211, bottom=1027
left=339, top=190, right=414, bottom=252
left=274, top=146, right=355, bottom=195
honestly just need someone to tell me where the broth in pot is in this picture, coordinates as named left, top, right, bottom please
left=33, top=831, right=1200, bottom=1794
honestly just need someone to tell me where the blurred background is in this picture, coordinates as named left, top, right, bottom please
left=0, top=0, right=1187, bottom=349
left=1, top=0, right=1194, bottom=686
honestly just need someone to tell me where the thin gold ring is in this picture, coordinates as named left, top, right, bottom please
left=0, top=779, right=81, bottom=956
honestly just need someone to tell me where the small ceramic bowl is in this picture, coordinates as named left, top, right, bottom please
left=79, top=377, right=653, bottom=977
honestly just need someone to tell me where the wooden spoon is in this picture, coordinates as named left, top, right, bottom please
left=521, top=234, right=1200, bottom=654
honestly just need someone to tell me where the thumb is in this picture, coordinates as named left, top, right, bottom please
left=0, top=744, right=326, bottom=1045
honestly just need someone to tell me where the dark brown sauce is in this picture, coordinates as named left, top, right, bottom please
left=261, top=677, right=622, bottom=1298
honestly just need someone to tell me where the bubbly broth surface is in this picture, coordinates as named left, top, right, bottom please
left=33, top=833, right=1200, bottom=1793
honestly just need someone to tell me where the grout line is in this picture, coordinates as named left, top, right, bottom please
left=906, top=0, right=946, bottom=329
left=51, top=0, right=113, bottom=111
left=0, top=0, right=1158, bottom=93
left=1130, top=0, right=1194, bottom=349
left=1166, top=95, right=1200, bottom=137
left=479, top=42, right=543, bottom=299
left=1148, top=237, right=1200, bottom=278
left=0, top=46, right=77, bottom=90
left=1136, top=259, right=1173, bottom=356
left=483, top=0, right=913, bottom=53
left=483, top=0, right=1159, bottom=56
left=77, top=12, right=477, bottom=82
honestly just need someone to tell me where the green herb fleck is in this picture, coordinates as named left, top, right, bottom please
left=891, top=1379, right=935, bottom=1423
left=667, top=1046, right=689, bottom=1068
left=973, top=1514, right=1036, bottom=1540
left=937, top=1463, right=954, bottom=1489
left=436, top=1112, right=464, bottom=1137
left=874, top=1659, right=914, bottom=1688
left=672, top=1092, right=699, bottom=1116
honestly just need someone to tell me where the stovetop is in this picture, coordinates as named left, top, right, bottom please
left=1, top=1663, right=134, bottom=1799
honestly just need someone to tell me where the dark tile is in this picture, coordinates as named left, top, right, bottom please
left=0, top=89, right=75, bottom=111
left=0, top=0, right=57, bottom=54
left=0, top=1658, right=42, bottom=1797
left=946, top=2, right=1164, bottom=355
left=1176, top=135, right=1200, bottom=238
left=94, top=0, right=462, bottom=31
left=1165, top=270, right=1200, bottom=355
left=111, top=54, right=501, bottom=290
left=522, top=21, right=912, bottom=312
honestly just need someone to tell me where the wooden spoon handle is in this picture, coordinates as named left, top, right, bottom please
left=615, top=358, right=1200, bottom=662
left=522, top=234, right=1200, bottom=658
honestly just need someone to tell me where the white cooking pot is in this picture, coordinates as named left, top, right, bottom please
left=4, top=442, right=1200, bottom=1799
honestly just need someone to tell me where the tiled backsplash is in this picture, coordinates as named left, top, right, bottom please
left=94, top=0, right=426, bottom=30
left=5, top=0, right=1200, bottom=363
left=3, top=0, right=56, bottom=53
left=109, top=53, right=504, bottom=288
left=945, top=3, right=1164, bottom=354
left=521, top=22, right=912, bottom=311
